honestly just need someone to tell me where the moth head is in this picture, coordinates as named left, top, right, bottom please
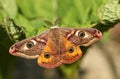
left=9, top=39, right=42, bottom=59
left=68, top=28, right=102, bottom=46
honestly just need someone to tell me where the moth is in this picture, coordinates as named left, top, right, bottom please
left=9, top=19, right=102, bottom=68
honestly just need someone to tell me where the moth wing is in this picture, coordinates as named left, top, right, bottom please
left=9, top=30, right=50, bottom=59
left=37, top=38, right=61, bottom=69
left=60, top=37, right=82, bottom=64
left=37, top=54, right=61, bottom=69
left=59, top=28, right=102, bottom=46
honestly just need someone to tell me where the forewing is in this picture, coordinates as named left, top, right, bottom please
left=60, top=28, right=102, bottom=46
left=9, top=30, right=48, bottom=59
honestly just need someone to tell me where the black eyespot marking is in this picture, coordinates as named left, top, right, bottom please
left=68, top=46, right=74, bottom=53
left=78, top=31, right=85, bottom=38
left=44, top=53, right=50, bottom=59
left=26, top=41, right=34, bottom=48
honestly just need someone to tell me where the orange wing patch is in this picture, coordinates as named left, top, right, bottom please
left=61, top=37, right=82, bottom=64
left=37, top=38, right=61, bottom=68
left=37, top=36, right=83, bottom=68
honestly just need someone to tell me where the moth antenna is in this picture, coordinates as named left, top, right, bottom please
left=44, top=20, right=53, bottom=26
left=44, top=17, right=62, bottom=28
left=53, top=17, right=62, bottom=26
left=42, top=25, right=50, bottom=29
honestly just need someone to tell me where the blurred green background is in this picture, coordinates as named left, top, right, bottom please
left=0, top=0, right=107, bottom=37
left=0, top=0, right=120, bottom=79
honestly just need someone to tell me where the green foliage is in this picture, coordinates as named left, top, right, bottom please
left=0, top=0, right=107, bottom=37
left=0, top=0, right=17, bottom=18
left=93, top=0, right=120, bottom=32
left=98, top=0, right=120, bottom=22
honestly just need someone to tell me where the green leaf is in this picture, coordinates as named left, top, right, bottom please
left=98, top=0, right=120, bottom=22
left=14, top=14, right=36, bottom=37
left=2, top=17, right=26, bottom=42
left=17, top=0, right=53, bottom=19
left=0, top=17, right=26, bottom=47
left=0, top=0, right=17, bottom=18
left=57, top=0, right=106, bottom=27
left=116, top=2, right=120, bottom=19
